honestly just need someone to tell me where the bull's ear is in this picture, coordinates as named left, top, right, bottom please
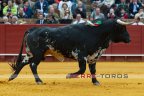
left=116, top=19, right=134, bottom=25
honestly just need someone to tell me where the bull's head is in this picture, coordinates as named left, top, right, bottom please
left=111, top=19, right=133, bottom=43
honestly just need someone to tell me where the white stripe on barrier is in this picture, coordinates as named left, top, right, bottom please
left=0, top=54, right=144, bottom=56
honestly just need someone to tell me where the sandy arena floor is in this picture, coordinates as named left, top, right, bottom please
left=0, top=62, right=144, bottom=96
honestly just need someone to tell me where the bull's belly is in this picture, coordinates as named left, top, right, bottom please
left=44, top=49, right=65, bottom=62
left=44, top=48, right=106, bottom=64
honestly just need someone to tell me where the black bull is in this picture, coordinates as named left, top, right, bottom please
left=9, top=19, right=131, bottom=85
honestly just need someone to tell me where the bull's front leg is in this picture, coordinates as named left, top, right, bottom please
left=66, top=57, right=86, bottom=78
left=88, top=63, right=100, bottom=86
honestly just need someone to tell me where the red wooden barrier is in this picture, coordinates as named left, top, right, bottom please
left=0, top=24, right=143, bottom=61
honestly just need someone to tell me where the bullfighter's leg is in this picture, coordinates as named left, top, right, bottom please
left=29, top=57, right=43, bottom=85
left=88, top=63, right=100, bottom=85
left=66, top=57, right=86, bottom=78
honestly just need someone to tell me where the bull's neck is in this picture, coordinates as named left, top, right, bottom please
left=99, top=32, right=111, bottom=49
left=98, top=25, right=113, bottom=49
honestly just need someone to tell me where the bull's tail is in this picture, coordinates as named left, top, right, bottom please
left=9, top=31, right=28, bottom=71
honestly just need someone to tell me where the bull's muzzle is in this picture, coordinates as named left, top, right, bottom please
left=124, top=39, right=131, bottom=43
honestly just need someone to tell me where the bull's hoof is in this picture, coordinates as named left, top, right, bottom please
left=66, top=73, right=71, bottom=79
left=93, top=81, right=100, bottom=86
left=36, top=81, right=44, bottom=85
left=8, top=78, right=14, bottom=81
left=8, top=74, right=17, bottom=81
left=66, top=73, right=79, bottom=79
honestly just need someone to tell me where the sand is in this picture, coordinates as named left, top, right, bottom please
left=0, top=62, right=144, bottom=96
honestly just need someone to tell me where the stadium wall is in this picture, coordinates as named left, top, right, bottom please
left=0, top=24, right=144, bottom=62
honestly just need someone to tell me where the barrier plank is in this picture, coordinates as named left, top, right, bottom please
left=0, top=24, right=143, bottom=61
left=0, top=25, right=5, bottom=53
left=4, top=24, right=66, bottom=54
left=142, top=26, right=144, bottom=54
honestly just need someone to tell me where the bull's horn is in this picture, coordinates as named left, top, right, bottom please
left=116, top=19, right=134, bottom=25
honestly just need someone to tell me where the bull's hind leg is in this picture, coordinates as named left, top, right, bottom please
left=88, top=63, right=100, bottom=85
left=66, top=57, right=86, bottom=78
left=29, top=56, right=43, bottom=85
left=9, top=56, right=30, bottom=81
left=9, top=62, right=29, bottom=81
